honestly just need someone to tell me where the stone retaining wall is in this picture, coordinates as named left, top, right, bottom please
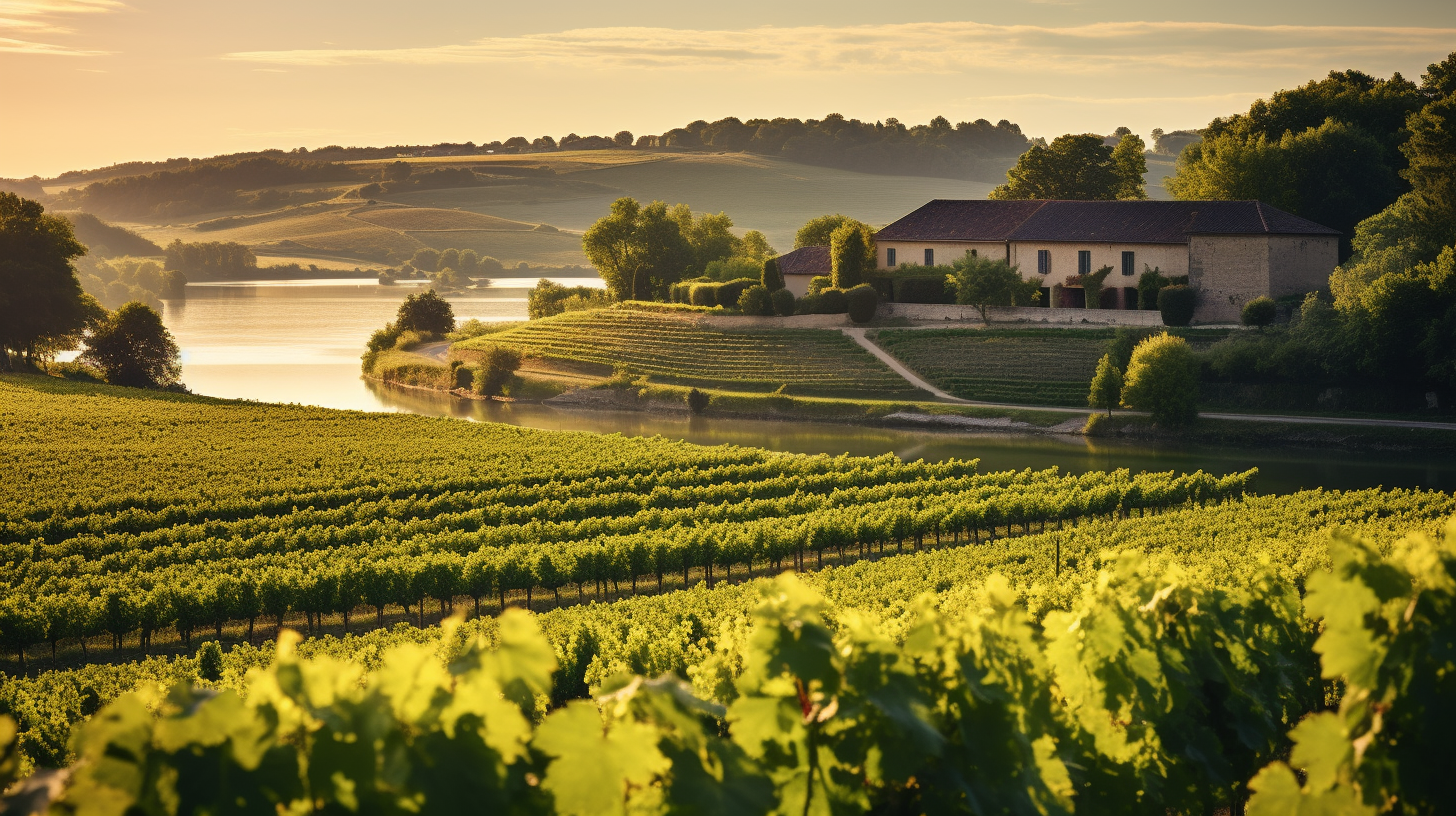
left=881, top=303, right=1167, bottom=326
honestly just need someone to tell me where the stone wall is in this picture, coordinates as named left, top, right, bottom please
left=880, top=302, right=1166, bottom=326
left=1188, top=235, right=1270, bottom=323
left=1268, top=235, right=1338, bottom=298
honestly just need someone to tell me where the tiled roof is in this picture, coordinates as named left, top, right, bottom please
left=876, top=200, right=1339, bottom=244
left=774, top=245, right=832, bottom=276
left=875, top=200, right=1050, bottom=241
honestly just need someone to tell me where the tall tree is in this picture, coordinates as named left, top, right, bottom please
left=829, top=224, right=868, bottom=289
left=989, top=134, right=1122, bottom=200
left=582, top=197, right=691, bottom=301
left=948, top=252, right=1042, bottom=323
left=395, top=289, right=455, bottom=335
left=795, top=214, right=870, bottom=249
left=0, top=193, right=94, bottom=368
left=80, top=301, right=182, bottom=389
left=1110, top=133, right=1148, bottom=200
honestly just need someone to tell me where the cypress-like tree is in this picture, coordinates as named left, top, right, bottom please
left=830, top=224, right=867, bottom=289
left=1087, top=353, right=1124, bottom=417
left=761, top=257, right=784, bottom=291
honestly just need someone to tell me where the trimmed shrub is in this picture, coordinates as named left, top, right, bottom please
left=804, top=288, right=848, bottom=314
left=761, top=257, right=785, bottom=291
left=716, top=278, right=757, bottom=310
left=845, top=284, right=879, bottom=323
left=807, top=275, right=833, bottom=296
left=471, top=345, right=523, bottom=397
left=770, top=288, right=796, bottom=317
left=1158, top=285, right=1197, bottom=327
left=1241, top=296, right=1277, bottom=328
left=738, top=285, right=774, bottom=316
left=689, top=284, right=716, bottom=307
left=686, top=388, right=709, bottom=414
left=1120, top=332, right=1198, bottom=425
left=890, top=275, right=953, bottom=304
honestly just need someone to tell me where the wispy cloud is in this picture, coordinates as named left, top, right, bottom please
left=0, top=0, right=118, bottom=54
left=223, top=21, right=1456, bottom=74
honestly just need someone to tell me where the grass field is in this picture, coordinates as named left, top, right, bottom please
left=872, top=328, right=1230, bottom=406
left=453, top=309, right=930, bottom=398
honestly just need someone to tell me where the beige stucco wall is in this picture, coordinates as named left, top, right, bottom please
left=1188, top=235, right=1270, bottom=323
left=1006, top=242, right=1188, bottom=289
left=876, top=240, right=1007, bottom=270
left=782, top=274, right=815, bottom=298
left=1268, top=235, right=1338, bottom=298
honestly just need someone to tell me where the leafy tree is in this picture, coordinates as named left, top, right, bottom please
left=830, top=223, right=869, bottom=289
left=1241, top=297, right=1277, bottom=328
left=1087, top=353, right=1123, bottom=416
left=80, top=301, right=182, bottom=389
left=947, top=252, right=1041, bottom=322
left=382, top=161, right=413, bottom=182
left=163, top=240, right=257, bottom=278
left=990, top=134, right=1122, bottom=200
left=395, top=289, right=455, bottom=334
left=471, top=345, right=522, bottom=397
left=1120, top=332, right=1199, bottom=424
left=582, top=197, right=692, bottom=301
left=795, top=214, right=872, bottom=250
left=196, top=641, right=224, bottom=683
left=1110, top=133, right=1148, bottom=200
left=739, top=230, right=775, bottom=263
left=669, top=205, right=738, bottom=273
left=686, top=388, right=709, bottom=414
left=0, top=193, right=95, bottom=367
left=760, top=257, right=784, bottom=292
left=613, top=131, right=634, bottom=146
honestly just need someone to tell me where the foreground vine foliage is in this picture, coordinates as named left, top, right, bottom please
left=4, top=519, right=1451, bottom=815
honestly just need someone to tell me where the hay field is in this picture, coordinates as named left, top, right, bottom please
left=351, top=207, right=535, bottom=232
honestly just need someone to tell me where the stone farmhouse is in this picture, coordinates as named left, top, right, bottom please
left=872, top=200, right=1340, bottom=322
left=772, top=245, right=832, bottom=297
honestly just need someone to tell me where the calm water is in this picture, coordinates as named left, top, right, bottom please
left=158, top=280, right=1456, bottom=495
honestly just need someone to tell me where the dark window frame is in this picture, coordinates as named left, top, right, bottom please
left=886, top=248, right=896, bottom=267
left=1121, top=250, right=1136, bottom=276
left=924, top=248, right=934, bottom=266
left=1078, top=250, right=1092, bottom=276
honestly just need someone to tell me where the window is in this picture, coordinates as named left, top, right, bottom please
left=1078, top=250, right=1091, bottom=276
left=1122, top=251, right=1135, bottom=276
left=970, top=248, right=978, bottom=257
left=1037, top=249, right=1051, bottom=276
left=924, top=248, right=934, bottom=266
left=886, top=248, right=896, bottom=267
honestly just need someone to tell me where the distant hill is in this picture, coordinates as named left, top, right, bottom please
left=60, top=211, right=163, bottom=257
left=0, top=177, right=48, bottom=199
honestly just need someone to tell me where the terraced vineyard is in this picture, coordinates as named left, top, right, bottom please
left=872, top=328, right=1228, bottom=406
left=455, top=309, right=928, bottom=397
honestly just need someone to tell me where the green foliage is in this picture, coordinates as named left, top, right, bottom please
left=195, top=641, right=223, bottom=682
left=829, top=223, right=873, bottom=290
left=1110, top=133, right=1149, bottom=200
left=799, top=288, right=848, bottom=315
left=1241, top=296, right=1278, bottom=328
left=1121, top=332, right=1199, bottom=425
left=79, top=302, right=182, bottom=390
left=770, top=288, right=795, bottom=317
left=703, top=257, right=762, bottom=283
left=472, top=345, right=523, bottom=397
left=1135, top=265, right=1184, bottom=310
left=0, top=193, right=94, bottom=367
left=54, top=155, right=359, bottom=219
left=583, top=198, right=693, bottom=302
left=1072, top=265, right=1115, bottom=309
left=162, top=239, right=257, bottom=279
left=806, top=276, right=832, bottom=296
left=529, top=279, right=613, bottom=319
left=760, top=257, right=784, bottom=292
left=686, top=387, right=709, bottom=414
left=396, top=288, right=456, bottom=334
left=990, top=133, right=1137, bottom=200
left=60, top=211, right=162, bottom=258
left=1157, top=285, right=1197, bottom=327
left=844, top=283, right=878, bottom=324
left=947, top=252, right=1042, bottom=322
left=794, top=215, right=873, bottom=254
left=737, top=285, right=774, bottom=317
left=1248, top=517, right=1456, bottom=816
left=1087, top=354, right=1123, bottom=416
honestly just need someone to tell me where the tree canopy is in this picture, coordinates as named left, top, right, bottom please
left=1120, top=333, right=1198, bottom=425
left=395, top=289, right=455, bottom=335
left=582, top=198, right=692, bottom=302
left=0, top=193, right=96, bottom=367
left=990, top=133, right=1146, bottom=201
left=947, top=252, right=1042, bottom=322
left=79, top=301, right=182, bottom=389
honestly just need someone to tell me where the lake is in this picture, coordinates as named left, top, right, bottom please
left=160, top=279, right=1456, bottom=495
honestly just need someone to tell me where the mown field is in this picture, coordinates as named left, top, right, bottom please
left=454, top=309, right=930, bottom=398
left=872, top=328, right=1230, bottom=406
left=3, top=374, right=1454, bottom=816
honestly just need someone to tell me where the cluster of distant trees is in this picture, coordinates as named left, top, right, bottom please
left=990, top=132, right=1148, bottom=201
left=54, top=156, right=359, bottom=218
left=163, top=239, right=257, bottom=278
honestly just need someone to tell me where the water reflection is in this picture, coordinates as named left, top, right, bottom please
left=158, top=279, right=1456, bottom=497
left=362, top=379, right=1456, bottom=495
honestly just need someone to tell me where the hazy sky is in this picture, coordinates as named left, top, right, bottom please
left=3, top=0, right=1454, bottom=178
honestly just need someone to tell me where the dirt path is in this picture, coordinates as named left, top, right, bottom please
left=417, top=341, right=451, bottom=362
left=845, top=328, right=1456, bottom=432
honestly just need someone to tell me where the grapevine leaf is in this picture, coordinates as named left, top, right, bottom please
left=535, top=700, right=668, bottom=816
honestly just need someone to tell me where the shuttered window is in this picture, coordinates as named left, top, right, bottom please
left=886, top=248, right=896, bottom=267
left=1078, top=250, right=1091, bottom=276
left=1037, top=249, right=1051, bottom=275
left=1122, top=251, right=1136, bottom=276
left=924, top=248, right=934, bottom=266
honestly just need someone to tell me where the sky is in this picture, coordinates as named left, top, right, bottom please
left=2, top=0, right=1454, bottom=179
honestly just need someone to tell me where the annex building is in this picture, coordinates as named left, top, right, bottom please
left=873, top=200, right=1340, bottom=322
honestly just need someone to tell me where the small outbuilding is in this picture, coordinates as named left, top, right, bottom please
left=772, top=245, right=832, bottom=297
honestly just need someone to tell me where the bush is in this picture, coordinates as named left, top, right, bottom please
left=889, top=275, right=953, bottom=304
left=1120, top=332, right=1199, bottom=425
left=471, top=345, right=523, bottom=397
left=529, top=279, right=611, bottom=319
left=800, top=288, right=848, bottom=315
left=689, top=284, right=716, bottom=307
left=452, top=363, right=474, bottom=390
left=396, top=289, right=455, bottom=334
left=807, top=275, right=833, bottom=296
left=715, top=278, right=757, bottom=310
left=845, top=284, right=879, bottom=323
left=770, top=288, right=796, bottom=317
left=1158, top=285, right=1197, bottom=326
left=196, top=641, right=223, bottom=683
left=1241, top=296, right=1277, bottom=328
left=686, top=388, right=709, bottom=414
left=738, top=285, right=774, bottom=316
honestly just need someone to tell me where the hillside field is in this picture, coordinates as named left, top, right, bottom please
left=452, top=309, right=930, bottom=398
